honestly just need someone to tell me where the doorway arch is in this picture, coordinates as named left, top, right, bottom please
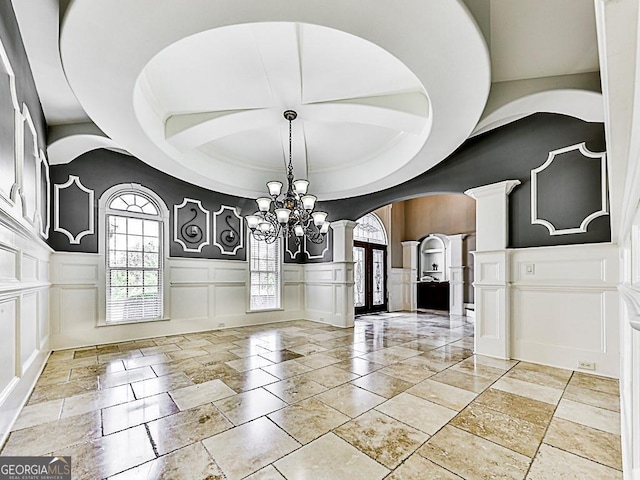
left=353, top=212, right=388, bottom=314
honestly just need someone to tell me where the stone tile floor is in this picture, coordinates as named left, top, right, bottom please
left=1, top=312, right=622, bottom=479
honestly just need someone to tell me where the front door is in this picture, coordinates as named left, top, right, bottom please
left=354, top=240, right=387, bottom=314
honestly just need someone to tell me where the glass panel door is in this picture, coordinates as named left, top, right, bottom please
left=354, top=241, right=387, bottom=313
left=354, top=245, right=366, bottom=308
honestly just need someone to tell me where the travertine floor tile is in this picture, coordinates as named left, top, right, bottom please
left=351, top=371, right=413, bottom=398
left=169, top=378, right=235, bottom=410
left=102, top=392, right=179, bottom=434
left=11, top=398, right=63, bottom=431
left=430, top=368, right=495, bottom=393
left=264, top=376, right=327, bottom=403
left=261, top=359, right=313, bottom=379
left=55, top=425, right=155, bottom=479
left=147, top=403, right=232, bottom=455
left=474, top=388, right=555, bottom=426
left=109, top=442, right=224, bottom=480
left=526, top=444, right=622, bottom=480
left=99, top=366, right=156, bottom=389
left=419, top=425, right=530, bottom=480
left=300, top=365, right=359, bottom=388
left=563, top=383, right=620, bottom=412
left=268, top=398, right=350, bottom=444
left=386, top=454, right=463, bottom=480
left=2, top=410, right=102, bottom=456
left=274, top=433, right=388, bottom=480
left=544, top=417, right=622, bottom=471
left=569, top=372, right=619, bottom=396
left=213, top=388, right=287, bottom=425
left=244, top=465, right=286, bottom=480
left=407, top=379, right=477, bottom=411
left=376, top=392, right=457, bottom=435
left=334, top=409, right=428, bottom=468
left=202, top=417, right=300, bottom=480
left=130, top=371, right=194, bottom=398
left=492, top=376, right=563, bottom=405
left=61, top=384, right=136, bottom=418
left=554, top=398, right=621, bottom=435
left=316, top=383, right=386, bottom=418
left=451, top=403, right=545, bottom=457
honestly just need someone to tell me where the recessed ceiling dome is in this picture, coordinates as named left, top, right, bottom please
left=61, top=0, right=490, bottom=199
left=135, top=22, right=430, bottom=199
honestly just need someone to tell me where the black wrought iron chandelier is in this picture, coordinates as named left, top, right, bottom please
left=245, top=110, right=330, bottom=244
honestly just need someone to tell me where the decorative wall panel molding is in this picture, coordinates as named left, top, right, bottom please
left=38, top=151, right=50, bottom=238
left=285, top=236, right=302, bottom=259
left=304, top=234, right=331, bottom=260
left=531, top=142, right=608, bottom=235
left=21, top=104, right=39, bottom=224
left=54, top=175, right=95, bottom=244
left=174, top=198, right=210, bottom=253
left=213, top=205, right=242, bottom=255
left=0, top=39, right=20, bottom=206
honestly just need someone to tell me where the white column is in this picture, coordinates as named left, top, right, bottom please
left=401, top=241, right=419, bottom=311
left=448, top=234, right=467, bottom=316
left=329, top=220, right=357, bottom=327
left=465, top=180, right=520, bottom=359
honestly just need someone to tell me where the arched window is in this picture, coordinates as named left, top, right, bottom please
left=100, top=186, right=168, bottom=324
left=354, top=212, right=388, bottom=245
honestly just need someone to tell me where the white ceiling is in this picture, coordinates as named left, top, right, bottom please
left=11, top=0, right=602, bottom=200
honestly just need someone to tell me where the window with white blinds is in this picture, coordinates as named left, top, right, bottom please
left=249, top=236, right=281, bottom=310
left=106, top=192, right=163, bottom=323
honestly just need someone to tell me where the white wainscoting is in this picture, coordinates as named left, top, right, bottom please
left=388, top=267, right=405, bottom=312
left=509, top=243, right=619, bottom=377
left=303, top=261, right=354, bottom=328
left=50, top=254, right=306, bottom=349
left=0, top=212, right=51, bottom=448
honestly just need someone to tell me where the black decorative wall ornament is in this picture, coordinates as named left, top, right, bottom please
left=213, top=205, right=243, bottom=255
left=174, top=198, right=210, bottom=252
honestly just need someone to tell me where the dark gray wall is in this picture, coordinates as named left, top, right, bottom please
left=324, top=113, right=610, bottom=248
left=49, top=150, right=332, bottom=262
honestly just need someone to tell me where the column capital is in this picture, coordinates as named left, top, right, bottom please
left=465, top=180, right=521, bottom=200
left=331, top=219, right=358, bottom=230
left=401, top=240, right=420, bottom=247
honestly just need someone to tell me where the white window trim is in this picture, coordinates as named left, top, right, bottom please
left=97, top=183, right=170, bottom=326
left=246, top=230, right=283, bottom=313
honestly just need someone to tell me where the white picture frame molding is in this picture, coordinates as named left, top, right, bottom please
left=38, top=149, right=50, bottom=238
left=174, top=198, right=211, bottom=253
left=531, top=142, right=608, bottom=236
left=54, top=175, right=95, bottom=244
left=304, top=232, right=331, bottom=260
left=20, top=104, right=40, bottom=225
left=213, top=205, right=243, bottom=255
left=0, top=38, right=20, bottom=207
left=285, top=236, right=301, bottom=259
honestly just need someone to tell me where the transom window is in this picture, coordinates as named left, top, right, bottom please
left=106, top=191, right=163, bottom=323
left=354, top=212, right=388, bottom=245
left=249, top=237, right=281, bottom=311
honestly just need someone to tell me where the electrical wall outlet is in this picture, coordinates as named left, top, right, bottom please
left=525, top=264, right=535, bottom=275
left=577, top=360, right=596, bottom=370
